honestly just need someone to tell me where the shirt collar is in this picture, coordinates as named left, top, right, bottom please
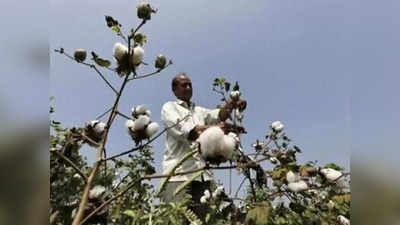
left=176, top=99, right=195, bottom=109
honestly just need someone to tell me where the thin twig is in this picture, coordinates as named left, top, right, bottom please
left=96, top=107, right=113, bottom=120
left=52, top=150, right=88, bottom=183
left=127, top=62, right=172, bottom=81
left=102, top=114, right=190, bottom=161
left=116, top=111, right=131, bottom=120
left=54, top=49, right=119, bottom=95
left=234, top=177, right=247, bottom=198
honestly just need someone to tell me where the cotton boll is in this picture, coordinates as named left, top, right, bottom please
left=197, top=126, right=225, bottom=160
left=134, top=105, right=148, bottom=115
left=134, top=115, right=150, bottom=131
left=200, top=196, right=208, bottom=204
left=145, top=109, right=151, bottom=117
left=214, top=185, right=225, bottom=197
left=337, top=215, right=350, bottom=225
left=125, top=119, right=135, bottom=131
left=229, top=90, right=241, bottom=101
left=131, top=45, right=144, bottom=66
left=288, top=180, right=308, bottom=192
left=145, top=122, right=159, bottom=138
left=113, top=42, right=128, bottom=62
left=286, top=171, right=300, bottom=183
left=89, top=185, right=106, bottom=199
left=204, top=190, right=211, bottom=199
left=271, top=121, right=284, bottom=132
left=220, top=134, right=236, bottom=161
left=320, top=168, right=343, bottom=182
left=93, top=122, right=106, bottom=134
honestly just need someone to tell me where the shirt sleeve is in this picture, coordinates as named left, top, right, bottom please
left=161, top=102, right=195, bottom=142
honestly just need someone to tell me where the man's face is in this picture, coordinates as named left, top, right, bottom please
left=173, top=75, right=193, bottom=103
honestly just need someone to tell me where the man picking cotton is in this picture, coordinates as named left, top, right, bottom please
left=160, top=73, right=246, bottom=221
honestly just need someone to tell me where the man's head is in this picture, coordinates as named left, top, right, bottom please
left=172, top=73, right=193, bottom=103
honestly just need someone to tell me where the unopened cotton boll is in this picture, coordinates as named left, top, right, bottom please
left=288, top=180, right=308, bottom=192
left=320, top=168, right=343, bottom=182
left=134, top=115, right=150, bottom=131
left=337, top=215, right=350, bottom=225
left=145, top=122, right=159, bottom=138
left=89, top=185, right=106, bottom=199
left=113, top=42, right=128, bottom=62
left=131, top=45, right=144, bottom=66
left=286, top=171, right=300, bottom=183
left=74, top=48, right=87, bottom=62
left=155, top=54, right=167, bottom=69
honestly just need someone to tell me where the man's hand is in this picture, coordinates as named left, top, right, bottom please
left=188, top=125, right=209, bottom=141
left=218, top=98, right=247, bottom=121
left=218, top=122, right=246, bottom=134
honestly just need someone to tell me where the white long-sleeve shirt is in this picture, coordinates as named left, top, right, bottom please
left=161, top=99, right=221, bottom=182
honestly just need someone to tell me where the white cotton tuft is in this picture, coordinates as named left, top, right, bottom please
left=93, top=121, right=106, bottom=134
left=203, top=190, right=211, bottom=199
left=132, top=45, right=145, bottom=66
left=337, top=215, right=350, bottom=225
left=125, top=119, right=135, bottom=131
left=220, top=134, right=236, bottom=160
left=288, top=180, right=308, bottom=192
left=197, top=126, right=225, bottom=159
left=271, top=120, right=284, bottom=132
left=145, top=109, right=151, bottom=116
left=200, top=196, right=208, bottom=204
left=113, top=42, right=128, bottom=62
left=89, top=185, right=106, bottom=199
left=145, top=122, right=159, bottom=138
left=133, top=105, right=148, bottom=115
left=286, top=171, right=300, bottom=183
left=320, top=168, right=343, bottom=182
left=213, top=185, right=225, bottom=197
left=134, top=115, right=150, bottom=131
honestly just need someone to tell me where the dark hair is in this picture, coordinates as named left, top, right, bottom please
left=172, top=72, right=189, bottom=90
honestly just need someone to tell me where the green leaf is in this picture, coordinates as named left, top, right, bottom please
left=233, top=81, right=240, bottom=91
left=111, top=25, right=121, bottom=34
left=173, top=170, right=205, bottom=196
left=224, top=82, right=230, bottom=92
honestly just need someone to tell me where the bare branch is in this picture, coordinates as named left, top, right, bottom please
left=51, top=150, right=88, bottom=183
left=54, top=49, right=119, bottom=95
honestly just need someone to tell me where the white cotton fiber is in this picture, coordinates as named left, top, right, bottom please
left=145, top=122, right=159, bottom=138
left=197, top=126, right=225, bottom=159
left=134, top=115, right=150, bottom=131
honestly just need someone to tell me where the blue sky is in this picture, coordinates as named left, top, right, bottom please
left=50, top=0, right=400, bottom=191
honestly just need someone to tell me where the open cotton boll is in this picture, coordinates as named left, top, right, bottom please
left=288, top=180, right=308, bottom=192
left=134, top=115, right=150, bottom=131
left=286, top=171, right=300, bottom=183
left=131, top=45, right=144, bottom=66
left=337, top=215, right=350, bottom=225
left=200, top=196, right=208, bottom=204
left=220, top=134, right=236, bottom=160
left=113, top=42, right=128, bottom=62
left=204, top=190, right=211, bottom=199
left=320, top=168, right=343, bottom=182
left=271, top=121, right=284, bottom=132
left=133, top=104, right=148, bottom=115
left=89, top=185, right=106, bottom=199
left=125, top=119, right=135, bottom=131
left=145, top=122, right=159, bottom=138
left=93, top=122, right=106, bottom=134
left=197, top=126, right=225, bottom=159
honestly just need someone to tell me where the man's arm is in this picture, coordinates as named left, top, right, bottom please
left=161, top=102, right=196, bottom=142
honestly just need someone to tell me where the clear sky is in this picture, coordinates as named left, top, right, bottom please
left=50, top=0, right=400, bottom=191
